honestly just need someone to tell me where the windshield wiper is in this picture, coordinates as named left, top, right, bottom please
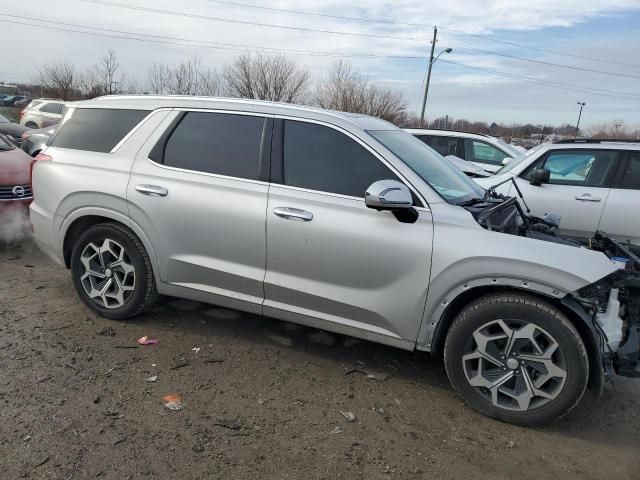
left=457, top=197, right=485, bottom=207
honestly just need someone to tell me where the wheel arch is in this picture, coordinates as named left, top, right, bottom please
left=61, top=210, right=159, bottom=285
left=426, top=284, right=604, bottom=394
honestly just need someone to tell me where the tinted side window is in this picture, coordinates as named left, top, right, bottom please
left=283, top=120, right=399, bottom=197
left=427, top=136, right=459, bottom=157
left=50, top=108, right=149, bottom=153
left=163, top=112, right=264, bottom=180
left=41, top=103, right=63, bottom=114
left=620, top=153, right=640, bottom=190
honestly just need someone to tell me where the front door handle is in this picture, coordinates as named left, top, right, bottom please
left=273, top=207, right=313, bottom=222
left=575, top=194, right=601, bottom=202
left=136, top=184, right=168, bottom=197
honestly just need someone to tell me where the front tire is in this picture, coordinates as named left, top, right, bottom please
left=444, top=293, right=589, bottom=426
left=70, top=222, right=157, bottom=320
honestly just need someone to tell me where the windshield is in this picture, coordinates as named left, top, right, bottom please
left=494, top=138, right=523, bottom=159
left=368, top=130, right=485, bottom=205
left=495, top=143, right=546, bottom=174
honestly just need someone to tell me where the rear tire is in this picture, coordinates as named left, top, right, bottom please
left=444, top=293, right=589, bottom=426
left=70, top=222, right=157, bottom=320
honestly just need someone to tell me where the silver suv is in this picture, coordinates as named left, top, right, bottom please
left=31, top=96, right=640, bottom=425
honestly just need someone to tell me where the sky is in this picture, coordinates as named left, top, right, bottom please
left=1, top=0, right=640, bottom=127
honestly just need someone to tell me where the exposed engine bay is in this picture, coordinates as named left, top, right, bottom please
left=460, top=177, right=640, bottom=380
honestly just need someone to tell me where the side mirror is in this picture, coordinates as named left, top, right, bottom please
left=502, top=157, right=513, bottom=166
left=530, top=168, right=550, bottom=186
left=365, top=180, right=413, bottom=210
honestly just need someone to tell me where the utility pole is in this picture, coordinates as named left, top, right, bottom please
left=613, top=122, right=623, bottom=138
left=574, top=102, right=586, bottom=138
left=419, top=26, right=438, bottom=128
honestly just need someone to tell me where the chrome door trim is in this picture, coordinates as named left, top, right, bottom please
left=273, top=207, right=313, bottom=221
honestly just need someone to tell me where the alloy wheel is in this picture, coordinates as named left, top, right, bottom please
left=79, top=238, right=136, bottom=309
left=462, top=319, right=568, bottom=412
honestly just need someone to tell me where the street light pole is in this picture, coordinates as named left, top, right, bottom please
left=575, top=102, right=586, bottom=138
left=419, top=27, right=452, bottom=128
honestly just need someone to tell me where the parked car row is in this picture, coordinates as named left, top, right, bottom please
left=27, top=95, right=640, bottom=426
left=0, top=94, right=29, bottom=107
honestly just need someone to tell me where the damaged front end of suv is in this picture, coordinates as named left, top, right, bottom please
left=462, top=179, right=640, bottom=384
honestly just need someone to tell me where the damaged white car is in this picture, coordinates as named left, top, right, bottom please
left=30, top=96, right=640, bottom=425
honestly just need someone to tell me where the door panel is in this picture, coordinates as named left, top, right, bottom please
left=514, top=149, right=618, bottom=238
left=264, top=186, right=433, bottom=341
left=127, top=111, right=269, bottom=311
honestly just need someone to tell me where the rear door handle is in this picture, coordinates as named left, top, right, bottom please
left=575, top=194, right=601, bottom=202
left=273, top=207, right=313, bottom=222
left=135, top=184, right=168, bottom=197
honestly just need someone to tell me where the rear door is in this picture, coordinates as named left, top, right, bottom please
left=598, top=151, right=640, bottom=247
left=264, top=119, right=433, bottom=343
left=127, top=110, right=272, bottom=313
left=514, top=149, right=619, bottom=238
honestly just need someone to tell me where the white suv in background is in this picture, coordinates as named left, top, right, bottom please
left=20, top=99, right=65, bottom=128
left=475, top=139, right=640, bottom=249
left=406, top=128, right=522, bottom=173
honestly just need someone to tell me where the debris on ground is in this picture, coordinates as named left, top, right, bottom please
left=191, top=347, right=201, bottom=354
left=339, top=411, right=356, bottom=422
left=192, top=442, right=205, bottom=453
left=113, top=435, right=128, bottom=447
left=63, top=358, right=81, bottom=370
left=344, top=367, right=392, bottom=381
left=307, top=331, right=336, bottom=346
left=162, top=394, right=184, bottom=411
left=170, top=356, right=189, bottom=370
left=267, top=334, right=293, bottom=347
left=93, top=396, right=100, bottom=404
left=97, top=327, right=116, bottom=337
left=204, top=357, right=224, bottom=364
left=329, top=426, right=343, bottom=434
left=137, top=336, right=159, bottom=346
left=33, top=455, right=49, bottom=468
left=146, top=375, right=158, bottom=383
left=213, top=418, right=242, bottom=430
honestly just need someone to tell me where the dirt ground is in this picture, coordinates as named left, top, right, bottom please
left=1, top=240, right=639, bottom=480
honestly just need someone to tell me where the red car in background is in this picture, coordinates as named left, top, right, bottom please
left=0, top=134, right=33, bottom=244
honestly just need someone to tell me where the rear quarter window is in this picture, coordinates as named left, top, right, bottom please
left=50, top=108, right=150, bottom=153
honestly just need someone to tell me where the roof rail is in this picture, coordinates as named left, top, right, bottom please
left=415, top=127, right=492, bottom=138
left=553, top=138, right=640, bottom=144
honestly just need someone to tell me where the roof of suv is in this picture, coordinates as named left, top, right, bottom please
left=69, top=95, right=395, bottom=131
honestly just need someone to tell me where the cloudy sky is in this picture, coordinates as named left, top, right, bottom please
left=2, top=0, right=640, bottom=127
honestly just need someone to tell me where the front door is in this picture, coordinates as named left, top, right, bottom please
left=127, top=110, right=271, bottom=312
left=264, top=119, right=433, bottom=343
left=514, top=149, right=619, bottom=238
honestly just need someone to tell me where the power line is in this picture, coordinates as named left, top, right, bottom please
left=438, top=26, right=640, bottom=69
left=447, top=42, right=640, bottom=80
left=82, top=0, right=640, bottom=81
left=1, top=14, right=636, bottom=101
left=0, top=14, right=426, bottom=60
left=438, top=59, right=640, bottom=101
left=81, top=0, right=427, bottom=42
left=206, top=0, right=640, bottom=70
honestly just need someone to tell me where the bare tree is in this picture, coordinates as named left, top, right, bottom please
left=224, top=53, right=310, bottom=103
left=35, top=63, right=78, bottom=100
left=314, top=61, right=406, bottom=123
left=146, top=58, right=222, bottom=96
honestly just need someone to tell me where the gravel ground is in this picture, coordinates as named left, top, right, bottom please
left=1, top=240, right=639, bottom=479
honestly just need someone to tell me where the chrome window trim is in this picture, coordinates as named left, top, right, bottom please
left=143, top=108, right=271, bottom=185
left=273, top=114, right=429, bottom=208
left=109, top=108, right=174, bottom=153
